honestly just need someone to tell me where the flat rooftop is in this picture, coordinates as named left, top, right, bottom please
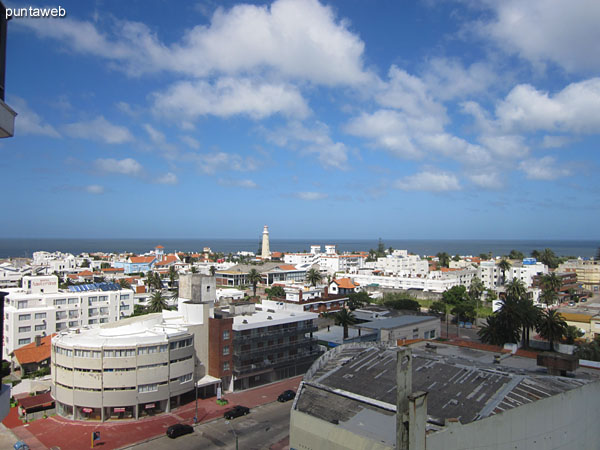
left=296, top=342, right=598, bottom=439
left=356, top=315, right=438, bottom=330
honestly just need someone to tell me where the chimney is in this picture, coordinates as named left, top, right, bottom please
left=323, top=286, right=329, bottom=299
left=35, top=335, right=42, bottom=347
left=298, top=290, right=302, bottom=302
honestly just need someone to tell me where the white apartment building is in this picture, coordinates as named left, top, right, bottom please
left=2, top=276, right=134, bottom=359
left=0, top=262, right=33, bottom=288
left=372, top=252, right=429, bottom=276
left=478, top=260, right=548, bottom=290
left=284, top=253, right=319, bottom=266
left=351, top=268, right=476, bottom=293
left=32, top=251, right=78, bottom=274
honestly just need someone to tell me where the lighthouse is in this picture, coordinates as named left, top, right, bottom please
left=261, top=225, right=271, bottom=260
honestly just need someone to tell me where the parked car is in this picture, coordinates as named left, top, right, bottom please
left=278, top=390, right=296, bottom=402
left=224, top=405, right=250, bottom=419
left=166, top=423, right=194, bottom=439
left=581, top=298, right=587, bottom=303
left=569, top=302, right=576, bottom=306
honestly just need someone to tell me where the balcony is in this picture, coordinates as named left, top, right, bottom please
left=233, top=338, right=318, bottom=359
left=233, top=349, right=322, bottom=376
left=233, top=325, right=317, bottom=343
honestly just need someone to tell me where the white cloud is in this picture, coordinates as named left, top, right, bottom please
left=143, top=124, right=165, bottom=144
left=267, top=121, right=349, bottom=169
left=394, top=170, right=461, bottom=192
left=477, top=0, right=600, bottom=73
left=19, top=0, right=370, bottom=85
left=85, top=184, right=105, bottom=194
left=94, top=158, right=143, bottom=175
left=468, top=172, right=503, bottom=190
left=10, top=97, right=60, bottom=137
left=293, top=191, right=328, bottom=200
left=191, top=152, right=258, bottom=175
left=519, top=156, right=571, bottom=181
left=218, top=178, right=258, bottom=189
left=153, top=77, right=309, bottom=120
left=180, top=135, right=201, bottom=149
left=541, top=135, right=573, bottom=149
left=495, top=79, right=600, bottom=134
left=64, top=116, right=133, bottom=144
left=422, top=58, right=498, bottom=101
left=156, top=172, right=178, bottom=185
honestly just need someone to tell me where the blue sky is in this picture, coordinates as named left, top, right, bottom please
left=2, top=0, right=599, bottom=239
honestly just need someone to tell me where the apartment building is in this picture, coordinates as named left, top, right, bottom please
left=351, top=267, right=476, bottom=293
left=212, top=302, right=320, bottom=391
left=559, top=259, right=600, bottom=293
left=372, top=251, right=429, bottom=276
left=2, top=276, right=134, bottom=359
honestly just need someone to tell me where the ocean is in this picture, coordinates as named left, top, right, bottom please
left=0, top=238, right=597, bottom=259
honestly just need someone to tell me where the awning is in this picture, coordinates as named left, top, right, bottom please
left=195, top=374, right=221, bottom=388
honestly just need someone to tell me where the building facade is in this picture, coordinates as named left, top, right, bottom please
left=3, top=276, right=134, bottom=359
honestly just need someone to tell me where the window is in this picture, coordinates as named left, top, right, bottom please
left=56, top=311, right=67, bottom=320
left=120, top=294, right=130, bottom=300
left=54, top=299, right=66, bottom=306
left=169, top=338, right=193, bottom=350
left=17, top=300, right=27, bottom=309
left=18, top=326, right=31, bottom=333
left=69, top=311, right=78, bottom=319
left=56, top=322, right=67, bottom=331
left=99, top=307, right=109, bottom=315
left=88, top=319, right=98, bottom=324
left=68, top=321, right=78, bottom=327
left=75, top=349, right=91, bottom=358
left=223, top=345, right=230, bottom=356
left=120, top=304, right=130, bottom=311
left=18, top=338, right=31, bottom=345
left=138, top=383, right=158, bottom=393
left=18, top=314, right=31, bottom=321
left=99, top=318, right=108, bottom=323
left=222, top=330, right=230, bottom=340
left=89, top=308, right=98, bottom=316
left=429, top=330, right=436, bottom=339
left=55, top=346, right=73, bottom=357
left=68, top=298, right=78, bottom=304
left=104, top=348, right=135, bottom=358
left=35, top=324, right=46, bottom=331
left=99, top=295, right=108, bottom=302
left=35, top=312, right=46, bottom=320
left=223, top=361, right=230, bottom=371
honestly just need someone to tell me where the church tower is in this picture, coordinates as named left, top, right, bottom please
left=261, top=225, right=271, bottom=259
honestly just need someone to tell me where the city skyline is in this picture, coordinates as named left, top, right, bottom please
left=3, top=0, right=600, bottom=239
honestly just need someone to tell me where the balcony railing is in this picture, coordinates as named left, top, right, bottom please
left=233, top=338, right=318, bottom=359
left=233, top=349, right=322, bottom=375
left=233, top=325, right=317, bottom=343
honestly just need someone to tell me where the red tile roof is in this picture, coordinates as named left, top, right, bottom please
left=13, top=334, right=55, bottom=364
left=155, top=245, right=164, bottom=249
left=77, top=270, right=94, bottom=277
left=130, top=256, right=155, bottom=264
left=17, top=392, right=54, bottom=411
left=333, top=278, right=358, bottom=289
left=155, top=255, right=178, bottom=266
left=101, top=268, right=123, bottom=272
left=277, top=264, right=297, bottom=271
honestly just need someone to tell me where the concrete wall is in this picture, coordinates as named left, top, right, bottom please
left=290, top=409, right=394, bottom=450
left=426, top=380, right=600, bottom=450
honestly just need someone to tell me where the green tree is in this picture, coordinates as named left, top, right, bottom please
left=452, top=254, right=461, bottom=262
left=540, top=288, right=558, bottom=306
left=541, top=272, right=562, bottom=293
left=118, top=279, right=131, bottom=289
left=265, top=285, right=285, bottom=299
left=518, top=299, right=542, bottom=348
left=497, top=259, right=512, bottom=285
left=383, top=292, right=420, bottom=311
left=80, top=260, right=90, bottom=268
left=484, top=288, right=497, bottom=303
left=478, top=313, right=520, bottom=346
left=428, top=300, right=447, bottom=315
left=479, top=253, right=489, bottom=260
left=101, top=262, right=110, bottom=269
left=168, top=266, right=178, bottom=287
left=306, top=267, right=323, bottom=287
left=347, top=291, right=371, bottom=310
left=377, top=238, right=385, bottom=257
left=468, top=277, right=485, bottom=316
left=132, top=304, right=149, bottom=317
left=539, top=248, right=558, bottom=269
left=147, top=291, right=168, bottom=313
left=508, top=249, right=525, bottom=260
left=191, top=266, right=198, bottom=274
left=564, top=326, right=584, bottom=345
left=334, top=308, right=357, bottom=339
left=436, top=252, right=450, bottom=268
left=596, top=247, right=600, bottom=261
left=247, top=268, right=262, bottom=298
left=505, top=278, right=527, bottom=300
left=209, top=265, right=216, bottom=276
left=536, top=309, right=567, bottom=351
left=531, top=249, right=541, bottom=260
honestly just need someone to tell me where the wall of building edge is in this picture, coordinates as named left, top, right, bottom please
left=425, top=379, right=600, bottom=450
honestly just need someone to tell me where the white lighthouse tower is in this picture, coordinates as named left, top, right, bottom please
left=261, top=225, right=271, bottom=260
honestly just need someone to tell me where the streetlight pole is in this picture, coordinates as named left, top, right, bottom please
left=226, top=420, right=238, bottom=450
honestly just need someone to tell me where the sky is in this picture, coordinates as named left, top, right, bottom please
left=2, top=0, right=599, bottom=240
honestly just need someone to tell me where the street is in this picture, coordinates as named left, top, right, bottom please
left=126, top=400, right=293, bottom=450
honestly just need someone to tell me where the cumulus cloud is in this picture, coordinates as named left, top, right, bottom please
left=85, top=184, right=105, bottom=194
left=156, top=172, right=178, bottom=185
left=10, top=97, right=60, bottom=137
left=64, top=116, right=133, bottom=144
left=218, top=178, right=258, bottom=189
left=476, top=0, right=600, bottom=73
left=191, top=152, right=259, bottom=174
left=153, top=77, right=309, bottom=120
left=94, top=158, right=143, bottom=175
left=18, top=0, right=370, bottom=84
left=394, top=170, right=461, bottom=192
left=267, top=121, right=350, bottom=169
left=293, top=191, right=328, bottom=200
left=468, top=172, right=503, bottom=190
left=180, top=135, right=201, bottom=149
left=495, top=79, right=600, bottom=134
left=519, top=156, right=571, bottom=180
left=422, top=58, right=498, bottom=101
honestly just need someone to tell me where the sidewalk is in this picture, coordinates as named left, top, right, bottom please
left=2, top=376, right=303, bottom=450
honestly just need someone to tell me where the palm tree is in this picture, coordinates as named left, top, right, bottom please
left=497, top=259, right=512, bottom=285
left=478, top=313, right=520, bottom=346
left=306, top=267, right=323, bottom=287
left=436, top=252, right=450, bottom=268
left=541, top=272, right=561, bottom=293
left=536, top=309, right=567, bottom=351
left=168, top=266, right=178, bottom=287
left=518, top=299, right=542, bottom=348
left=247, top=268, right=262, bottom=298
left=334, top=308, right=356, bottom=339
left=147, top=291, right=168, bottom=313
left=540, top=288, right=558, bottom=306
left=118, top=279, right=131, bottom=289
left=505, top=279, right=527, bottom=300
left=468, top=277, right=485, bottom=318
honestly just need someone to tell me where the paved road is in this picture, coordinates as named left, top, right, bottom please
left=126, top=400, right=292, bottom=450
